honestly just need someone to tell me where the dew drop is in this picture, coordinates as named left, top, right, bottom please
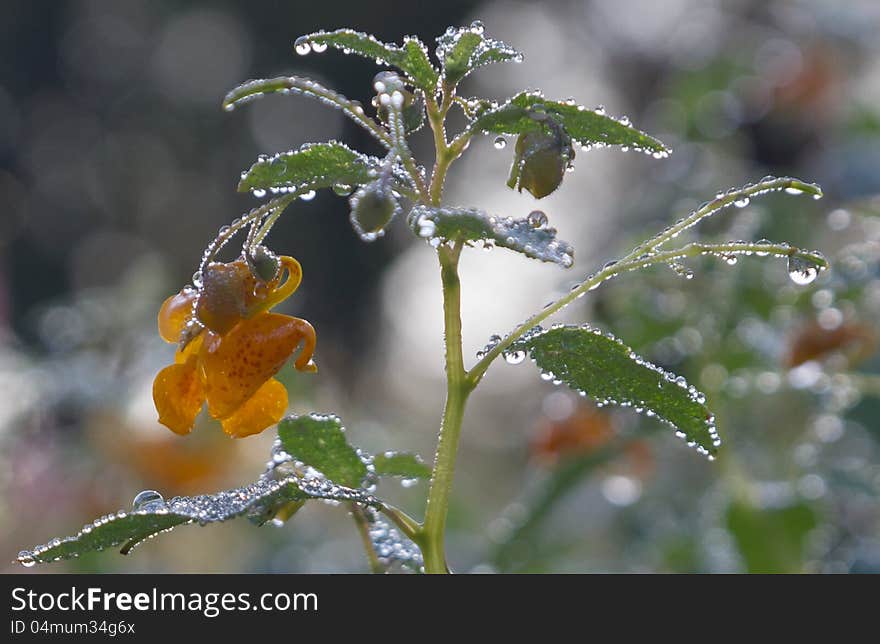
left=252, top=188, right=266, bottom=198
left=18, top=551, right=36, bottom=567
left=787, top=254, right=819, bottom=286
left=734, top=197, right=750, bottom=208
left=416, top=216, right=436, bottom=238
left=527, top=210, right=547, bottom=228
left=300, top=190, right=316, bottom=201
left=504, top=350, right=526, bottom=365
left=311, top=41, right=328, bottom=53
left=295, top=40, right=312, bottom=56
left=332, top=184, right=353, bottom=196
left=784, top=186, right=804, bottom=195
left=493, top=136, right=507, bottom=149
left=132, top=489, right=165, bottom=511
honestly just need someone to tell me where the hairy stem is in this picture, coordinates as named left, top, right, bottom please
left=351, top=504, right=383, bottom=574
left=426, top=87, right=470, bottom=205
left=420, top=242, right=472, bottom=573
left=376, top=502, right=421, bottom=542
left=386, top=104, right=430, bottom=201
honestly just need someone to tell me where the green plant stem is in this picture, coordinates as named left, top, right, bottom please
left=351, top=504, right=383, bottom=574
left=420, top=242, right=473, bottom=573
left=385, top=105, right=430, bottom=201
left=426, top=87, right=473, bottom=205
left=375, top=503, right=421, bottom=541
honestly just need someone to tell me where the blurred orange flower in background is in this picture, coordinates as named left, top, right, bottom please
left=784, top=319, right=876, bottom=368
left=531, top=404, right=614, bottom=466
left=152, top=254, right=317, bottom=438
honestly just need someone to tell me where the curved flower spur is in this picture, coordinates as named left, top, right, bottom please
left=152, top=237, right=317, bottom=439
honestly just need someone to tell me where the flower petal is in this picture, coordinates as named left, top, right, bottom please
left=246, top=255, right=303, bottom=317
left=202, top=312, right=316, bottom=418
left=218, top=378, right=288, bottom=438
left=152, top=361, right=205, bottom=435
left=157, top=289, right=197, bottom=343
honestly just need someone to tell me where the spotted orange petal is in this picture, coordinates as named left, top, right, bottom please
left=202, top=312, right=316, bottom=419
left=157, top=289, right=197, bottom=343
left=218, top=378, right=288, bottom=438
left=152, top=360, right=205, bottom=435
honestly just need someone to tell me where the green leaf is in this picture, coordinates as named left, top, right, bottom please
left=238, top=142, right=384, bottom=194
left=373, top=452, right=431, bottom=480
left=407, top=205, right=574, bottom=267
left=278, top=413, right=368, bottom=488
left=470, top=91, right=669, bottom=156
left=16, top=477, right=379, bottom=566
left=726, top=500, right=817, bottom=573
left=510, top=325, right=719, bottom=456
left=295, top=30, right=438, bottom=91
left=436, top=24, right=522, bottom=85
left=222, top=76, right=393, bottom=149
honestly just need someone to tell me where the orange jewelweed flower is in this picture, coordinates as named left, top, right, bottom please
left=152, top=254, right=317, bottom=438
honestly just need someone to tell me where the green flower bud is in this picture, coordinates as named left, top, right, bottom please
left=507, top=119, right=575, bottom=199
left=349, top=182, right=400, bottom=241
left=246, top=245, right=281, bottom=283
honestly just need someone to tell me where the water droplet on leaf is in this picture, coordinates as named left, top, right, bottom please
left=132, top=490, right=165, bottom=511
left=527, top=210, right=548, bottom=228
left=295, top=39, right=311, bottom=55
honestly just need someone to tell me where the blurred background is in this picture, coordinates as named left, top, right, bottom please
left=3, top=0, right=880, bottom=573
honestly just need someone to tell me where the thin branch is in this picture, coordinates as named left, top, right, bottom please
left=375, top=502, right=422, bottom=543
left=468, top=238, right=826, bottom=385
left=351, top=504, right=383, bottom=574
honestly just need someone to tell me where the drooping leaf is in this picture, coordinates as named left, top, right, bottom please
left=238, top=142, right=384, bottom=194
left=470, top=91, right=669, bottom=156
left=407, top=205, right=574, bottom=267
left=17, top=477, right=379, bottom=566
left=222, top=76, right=393, bottom=148
left=436, top=23, right=522, bottom=85
left=278, top=413, right=368, bottom=488
left=510, top=325, right=719, bottom=456
left=373, top=451, right=431, bottom=480
left=295, top=29, right=438, bottom=91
